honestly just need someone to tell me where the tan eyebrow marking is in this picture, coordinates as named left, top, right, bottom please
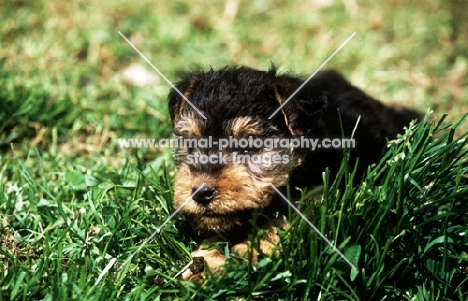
left=228, top=116, right=265, bottom=137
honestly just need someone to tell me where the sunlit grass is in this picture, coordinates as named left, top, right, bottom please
left=1, top=0, right=467, bottom=299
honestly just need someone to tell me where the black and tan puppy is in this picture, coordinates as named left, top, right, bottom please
left=168, top=66, right=421, bottom=280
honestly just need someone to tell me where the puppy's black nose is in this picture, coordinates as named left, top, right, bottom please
left=192, top=185, right=215, bottom=205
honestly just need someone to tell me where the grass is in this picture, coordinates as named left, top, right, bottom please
left=1, top=0, right=468, bottom=300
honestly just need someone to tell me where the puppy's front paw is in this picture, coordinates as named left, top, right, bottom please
left=181, top=248, right=226, bottom=281
left=231, top=242, right=258, bottom=264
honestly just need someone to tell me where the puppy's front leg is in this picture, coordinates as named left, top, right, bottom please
left=181, top=221, right=286, bottom=281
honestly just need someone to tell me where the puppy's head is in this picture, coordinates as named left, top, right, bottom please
left=168, top=66, right=327, bottom=233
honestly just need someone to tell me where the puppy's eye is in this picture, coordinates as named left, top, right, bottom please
left=245, top=147, right=258, bottom=153
left=234, top=147, right=259, bottom=153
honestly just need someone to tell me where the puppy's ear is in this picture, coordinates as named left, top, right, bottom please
left=272, top=84, right=328, bottom=136
left=168, top=76, right=198, bottom=124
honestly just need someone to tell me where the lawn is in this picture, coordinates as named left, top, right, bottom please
left=1, top=0, right=467, bottom=300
